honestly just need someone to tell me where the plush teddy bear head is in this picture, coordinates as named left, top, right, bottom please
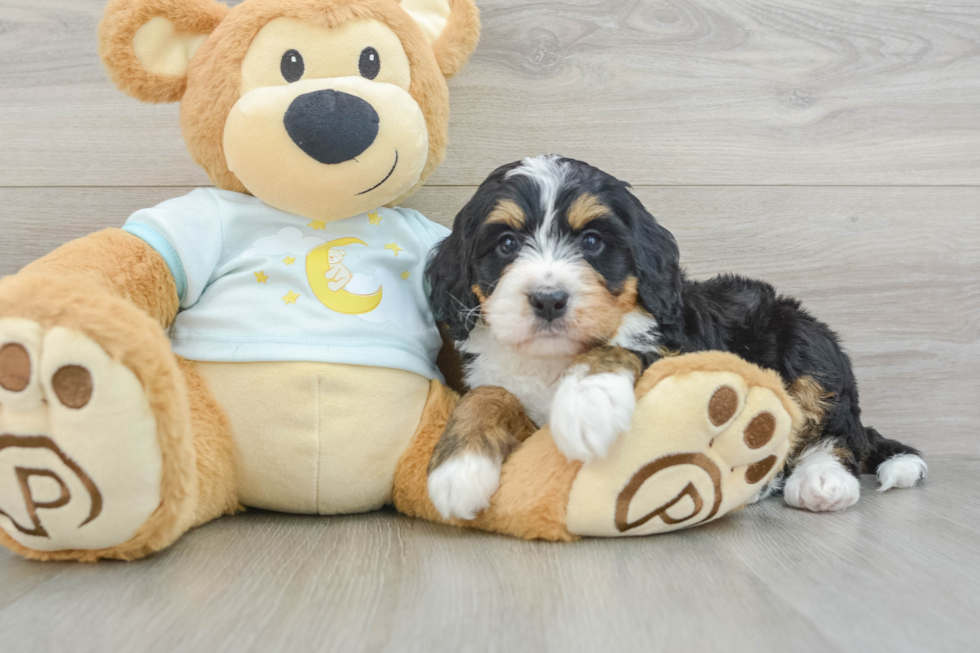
left=99, top=0, right=479, bottom=222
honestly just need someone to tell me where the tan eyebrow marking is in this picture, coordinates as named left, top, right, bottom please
left=486, top=199, right=526, bottom=229
left=567, top=193, right=611, bottom=230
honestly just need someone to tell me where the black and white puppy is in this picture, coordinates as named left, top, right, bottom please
left=424, top=155, right=926, bottom=520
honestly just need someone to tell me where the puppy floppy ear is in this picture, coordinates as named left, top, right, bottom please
left=426, top=225, right=480, bottom=341
left=399, top=0, right=480, bottom=78
left=99, top=0, right=228, bottom=103
left=615, top=190, right=685, bottom=343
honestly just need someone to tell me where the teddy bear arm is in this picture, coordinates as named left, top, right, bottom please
left=19, top=228, right=180, bottom=329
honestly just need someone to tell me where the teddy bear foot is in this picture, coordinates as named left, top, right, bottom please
left=0, top=318, right=165, bottom=558
left=565, top=352, right=799, bottom=537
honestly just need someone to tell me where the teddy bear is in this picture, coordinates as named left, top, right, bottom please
left=0, top=0, right=801, bottom=562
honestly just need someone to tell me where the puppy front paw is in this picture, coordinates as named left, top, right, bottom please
left=427, top=453, right=501, bottom=521
left=550, top=370, right=636, bottom=462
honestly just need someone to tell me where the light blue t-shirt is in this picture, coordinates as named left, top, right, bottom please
left=123, top=188, right=450, bottom=381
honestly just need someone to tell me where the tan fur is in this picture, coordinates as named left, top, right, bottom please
left=428, top=386, right=537, bottom=472
left=787, top=375, right=832, bottom=424
left=0, top=274, right=196, bottom=561
left=99, top=0, right=229, bottom=103
left=783, top=376, right=859, bottom=472
left=572, top=345, right=642, bottom=379
left=572, top=274, right=639, bottom=346
left=785, top=375, right=831, bottom=462
left=471, top=427, right=581, bottom=541
left=486, top=199, right=526, bottom=229
left=393, top=382, right=580, bottom=541
left=427, top=0, right=481, bottom=78
left=177, top=358, right=241, bottom=527
left=567, top=193, right=610, bottom=230
left=472, top=284, right=488, bottom=304
left=832, top=445, right=859, bottom=473
left=20, top=229, right=179, bottom=329
left=392, top=380, right=459, bottom=518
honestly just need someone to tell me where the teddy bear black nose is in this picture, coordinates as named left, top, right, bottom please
left=284, top=90, right=380, bottom=165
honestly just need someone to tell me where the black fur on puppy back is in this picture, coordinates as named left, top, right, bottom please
left=426, top=161, right=522, bottom=340
left=606, top=185, right=685, bottom=344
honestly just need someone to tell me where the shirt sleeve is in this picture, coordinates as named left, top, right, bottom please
left=422, top=215, right=452, bottom=245
left=394, top=207, right=451, bottom=248
left=122, top=188, right=224, bottom=309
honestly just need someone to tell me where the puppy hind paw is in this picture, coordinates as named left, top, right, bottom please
left=876, top=454, right=927, bottom=492
left=550, top=370, right=636, bottom=463
left=783, top=450, right=860, bottom=512
left=427, top=453, right=501, bottom=521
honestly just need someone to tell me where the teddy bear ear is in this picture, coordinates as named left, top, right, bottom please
left=98, top=0, right=229, bottom=104
left=399, top=0, right=480, bottom=79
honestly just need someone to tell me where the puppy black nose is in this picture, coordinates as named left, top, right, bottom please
left=529, top=289, right=570, bottom=322
left=284, top=90, right=379, bottom=165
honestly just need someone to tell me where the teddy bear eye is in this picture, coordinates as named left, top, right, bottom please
left=281, top=49, right=305, bottom=83
left=359, top=47, right=380, bottom=80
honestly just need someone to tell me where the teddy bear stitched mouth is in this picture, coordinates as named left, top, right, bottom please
left=356, top=150, right=399, bottom=196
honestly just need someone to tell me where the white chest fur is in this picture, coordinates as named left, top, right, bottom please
left=458, top=311, right=661, bottom=427
left=459, top=328, right=572, bottom=426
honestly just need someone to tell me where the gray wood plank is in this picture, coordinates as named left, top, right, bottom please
left=2, top=185, right=976, bottom=456
left=0, top=456, right=975, bottom=653
left=1, top=1, right=978, bottom=650
left=1, top=0, right=979, bottom=187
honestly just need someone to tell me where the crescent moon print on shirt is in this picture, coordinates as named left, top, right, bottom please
left=241, top=220, right=426, bottom=335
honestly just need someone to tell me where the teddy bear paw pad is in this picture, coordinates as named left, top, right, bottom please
left=564, top=368, right=794, bottom=537
left=0, top=319, right=162, bottom=552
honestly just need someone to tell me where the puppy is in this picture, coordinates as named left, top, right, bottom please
left=425, top=155, right=926, bottom=520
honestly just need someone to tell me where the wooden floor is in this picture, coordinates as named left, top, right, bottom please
left=1, top=1, right=978, bottom=651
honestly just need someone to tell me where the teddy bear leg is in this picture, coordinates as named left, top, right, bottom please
left=176, top=357, right=240, bottom=531
left=391, top=381, right=583, bottom=541
left=0, top=282, right=236, bottom=561
left=394, top=352, right=802, bottom=540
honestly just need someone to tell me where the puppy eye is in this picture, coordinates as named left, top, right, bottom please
left=497, top=234, right=521, bottom=257
left=359, top=47, right=381, bottom=80
left=281, top=49, right=305, bottom=83
left=581, top=231, right=604, bottom=254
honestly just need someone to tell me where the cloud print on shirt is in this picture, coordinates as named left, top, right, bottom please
left=241, top=227, right=324, bottom=258
left=347, top=268, right=426, bottom=335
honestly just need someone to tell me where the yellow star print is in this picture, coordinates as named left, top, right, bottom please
left=254, top=271, right=269, bottom=284
left=385, top=242, right=404, bottom=257
left=283, top=256, right=296, bottom=266
left=308, top=220, right=326, bottom=231
left=282, top=290, right=300, bottom=305
left=401, top=271, right=411, bottom=280
left=368, top=212, right=382, bottom=225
